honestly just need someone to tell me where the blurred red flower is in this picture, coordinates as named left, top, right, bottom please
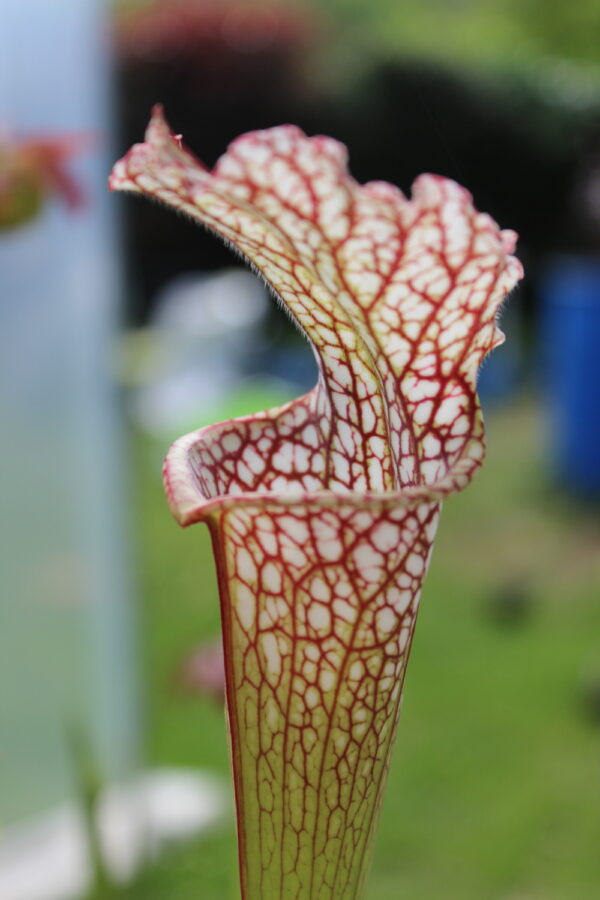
left=177, top=638, right=226, bottom=702
left=0, top=133, right=88, bottom=231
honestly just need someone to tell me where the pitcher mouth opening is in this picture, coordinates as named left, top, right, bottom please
left=163, top=412, right=483, bottom=528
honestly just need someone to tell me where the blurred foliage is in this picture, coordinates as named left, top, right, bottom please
left=112, top=0, right=600, bottom=111
left=315, top=0, right=600, bottom=71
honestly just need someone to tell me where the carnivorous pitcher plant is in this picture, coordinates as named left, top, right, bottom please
left=111, top=107, right=522, bottom=899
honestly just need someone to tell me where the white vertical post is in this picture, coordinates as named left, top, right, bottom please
left=0, top=0, right=139, bottom=822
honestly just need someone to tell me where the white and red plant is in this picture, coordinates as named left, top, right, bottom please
left=111, top=107, right=522, bottom=899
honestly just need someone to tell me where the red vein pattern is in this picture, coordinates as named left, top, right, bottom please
left=110, top=107, right=522, bottom=899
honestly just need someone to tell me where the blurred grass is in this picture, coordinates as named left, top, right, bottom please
left=128, top=396, right=600, bottom=899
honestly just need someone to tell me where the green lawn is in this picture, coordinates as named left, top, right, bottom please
left=126, top=397, right=600, bottom=900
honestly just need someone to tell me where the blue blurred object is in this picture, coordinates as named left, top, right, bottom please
left=541, top=256, right=600, bottom=496
left=477, top=296, right=523, bottom=408
left=259, top=344, right=318, bottom=392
